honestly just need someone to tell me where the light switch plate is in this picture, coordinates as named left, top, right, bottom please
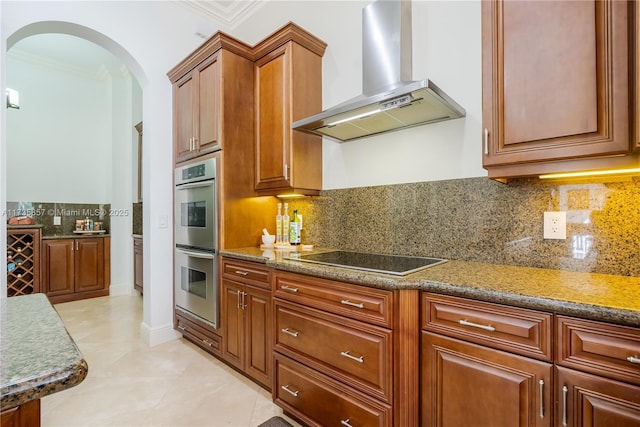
left=543, top=211, right=566, bottom=239
left=53, top=216, right=61, bottom=226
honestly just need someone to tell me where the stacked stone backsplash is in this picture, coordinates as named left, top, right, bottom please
left=6, top=201, right=111, bottom=236
left=286, top=176, right=640, bottom=277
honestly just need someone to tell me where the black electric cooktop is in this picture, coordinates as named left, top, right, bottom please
left=287, top=250, right=447, bottom=276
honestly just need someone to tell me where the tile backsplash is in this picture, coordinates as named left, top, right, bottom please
left=5, top=201, right=111, bottom=236
left=286, top=176, right=640, bottom=277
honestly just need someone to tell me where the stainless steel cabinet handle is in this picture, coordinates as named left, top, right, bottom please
left=202, top=339, right=214, bottom=347
left=281, top=328, right=300, bottom=337
left=284, top=164, right=289, bottom=180
left=241, top=291, right=246, bottom=310
left=76, top=241, right=79, bottom=251
left=234, top=270, right=249, bottom=276
left=281, top=384, right=299, bottom=397
left=340, top=419, right=354, bottom=427
left=194, top=137, right=199, bottom=152
left=340, top=351, right=364, bottom=363
left=281, top=285, right=299, bottom=293
left=483, top=128, right=489, bottom=155
left=178, top=325, right=187, bottom=331
left=189, top=137, right=193, bottom=152
left=539, top=380, right=544, bottom=419
left=627, top=355, right=640, bottom=364
left=236, top=290, right=242, bottom=309
left=562, top=385, right=568, bottom=426
left=459, top=319, right=496, bottom=332
left=341, top=299, right=364, bottom=309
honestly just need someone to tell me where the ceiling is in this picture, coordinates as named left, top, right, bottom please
left=7, top=1, right=266, bottom=77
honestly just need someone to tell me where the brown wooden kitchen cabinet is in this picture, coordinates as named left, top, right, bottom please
left=421, top=293, right=554, bottom=427
left=253, top=23, right=326, bottom=196
left=168, top=33, right=254, bottom=165
left=272, top=271, right=398, bottom=426
left=42, top=236, right=110, bottom=304
left=555, top=316, right=640, bottom=427
left=133, top=236, right=142, bottom=294
left=482, top=0, right=638, bottom=180
left=221, top=258, right=272, bottom=389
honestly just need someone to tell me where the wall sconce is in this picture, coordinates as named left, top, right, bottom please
left=6, top=88, right=20, bottom=109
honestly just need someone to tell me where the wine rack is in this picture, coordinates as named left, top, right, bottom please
left=7, top=228, right=41, bottom=296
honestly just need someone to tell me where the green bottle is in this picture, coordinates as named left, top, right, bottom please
left=289, top=209, right=301, bottom=245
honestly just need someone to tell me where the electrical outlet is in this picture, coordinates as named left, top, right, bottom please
left=543, top=211, right=566, bottom=239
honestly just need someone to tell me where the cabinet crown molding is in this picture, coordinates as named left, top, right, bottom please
left=252, top=22, right=327, bottom=60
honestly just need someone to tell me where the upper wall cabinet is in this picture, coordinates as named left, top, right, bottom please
left=168, top=33, right=255, bottom=165
left=253, top=23, right=327, bottom=196
left=482, top=0, right=639, bottom=180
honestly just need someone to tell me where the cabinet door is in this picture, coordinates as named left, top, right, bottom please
left=482, top=0, right=630, bottom=171
left=42, top=239, right=74, bottom=297
left=174, top=71, right=195, bottom=164
left=194, top=53, right=221, bottom=155
left=74, top=238, right=104, bottom=293
left=255, top=44, right=290, bottom=191
left=422, top=332, right=552, bottom=427
left=244, top=284, right=272, bottom=388
left=221, top=279, right=244, bottom=370
left=557, top=366, right=640, bottom=427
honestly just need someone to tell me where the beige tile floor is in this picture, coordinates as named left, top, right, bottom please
left=42, top=294, right=302, bottom=427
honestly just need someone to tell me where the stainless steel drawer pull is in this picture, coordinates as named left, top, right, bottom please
left=281, top=328, right=300, bottom=337
left=281, top=285, right=299, bottom=292
left=340, top=419, right=354, bottom=427
left=341, top=300, right=364, bottom=309
left=281, top=385, right=299, bottom=397
left=562, top=385, right=568, bottom=426
left=178, top=325, right=187, bottom=331
left=202, top=339, right=214, bottom=347
left=459, top=319, right=496, bottom=332
left=539, top=380, right=544, bottom=419
left=234, top=270, right=249, bottom=276
left=627, top=355, right=640, bottom=364
left=340, top=351, right=364, bottom=363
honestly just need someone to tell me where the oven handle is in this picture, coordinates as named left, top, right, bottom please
left=176, top=248, right=216, bottom=260
left=175, top=181, right=214, bottom=190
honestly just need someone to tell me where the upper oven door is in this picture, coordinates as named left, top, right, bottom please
left=175, top=179, right=216, bottom=251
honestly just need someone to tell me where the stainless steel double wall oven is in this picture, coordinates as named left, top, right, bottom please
left=174, top=157, right=218, bottom=327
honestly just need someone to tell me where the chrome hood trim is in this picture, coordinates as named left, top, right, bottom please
left=293, top=0, right=465, bottom=142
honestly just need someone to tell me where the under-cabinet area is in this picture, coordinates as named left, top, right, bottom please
left=206, top=251, right=640, bottom=427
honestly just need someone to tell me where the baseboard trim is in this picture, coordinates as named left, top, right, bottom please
left=140, top=321, right=181, bottom=347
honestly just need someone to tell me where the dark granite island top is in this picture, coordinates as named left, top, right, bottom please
left=1, top=294, right=88, bottom=413
left=220, top=247, right=640, bottom=328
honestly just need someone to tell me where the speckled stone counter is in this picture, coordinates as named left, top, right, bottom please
left=220, top=247, right=640, bottom=328
left=1, top=294, right=88, bottom=411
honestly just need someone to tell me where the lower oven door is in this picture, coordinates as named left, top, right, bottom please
left=174, top=247, right=218, bottom=328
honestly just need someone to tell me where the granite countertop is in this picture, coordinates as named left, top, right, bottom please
left=0, top=294, right=88, bottom=410
left=220, top=247, right=640, bottom=328
left=7, top=224, right=44, bottom=229
left=42, top=233, right=110, bottom=240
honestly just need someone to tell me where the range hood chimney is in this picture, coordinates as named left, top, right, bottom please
left=292, top=0, right=465, bottom=142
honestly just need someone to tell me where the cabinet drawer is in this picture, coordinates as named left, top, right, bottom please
left=274, top=354, right=392, bottom=427
left=221, top=258, right=270, bottom=290
left=176, top=313, right=221, bottom=356
left=275, top=301, right=392, bottom=402
left=557, top=316, right=640, bottom=386
left=422, top=293, right=553, bottom=361
left=274, top=271, right=393, bottom=328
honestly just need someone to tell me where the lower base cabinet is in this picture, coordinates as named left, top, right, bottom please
left=42, top=237, right=110, bottom=304
left=421, top=332, right=552, bottom=427
left=0, top=399, right=40, bottom=427
left=557, top=366, right=640, bottom=427
left=176, top=309, right=222, bottom=357
left=274, top=353, right=392, bottom=427
left=133, top=236, right=143, bottom=294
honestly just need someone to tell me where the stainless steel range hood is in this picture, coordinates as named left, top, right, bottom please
left=292, top=0, right=465, bottom=142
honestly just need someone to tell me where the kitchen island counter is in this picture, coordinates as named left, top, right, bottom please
left=1, top=294, right=88, bottom=417
left=220, top=247, right=640, bottom=327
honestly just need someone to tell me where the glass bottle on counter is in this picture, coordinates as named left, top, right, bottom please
left=275, top=203, right=283, bottom=245
left=282, top=203, right=290, bottom=245
left=290, top=209, right=301, bottom=245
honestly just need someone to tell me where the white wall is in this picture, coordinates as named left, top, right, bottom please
left=231, top=0, right=486, bottom=189
left=1, top=0, right=212, bottom=345
left=6, top=49, right=112, bottom=203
